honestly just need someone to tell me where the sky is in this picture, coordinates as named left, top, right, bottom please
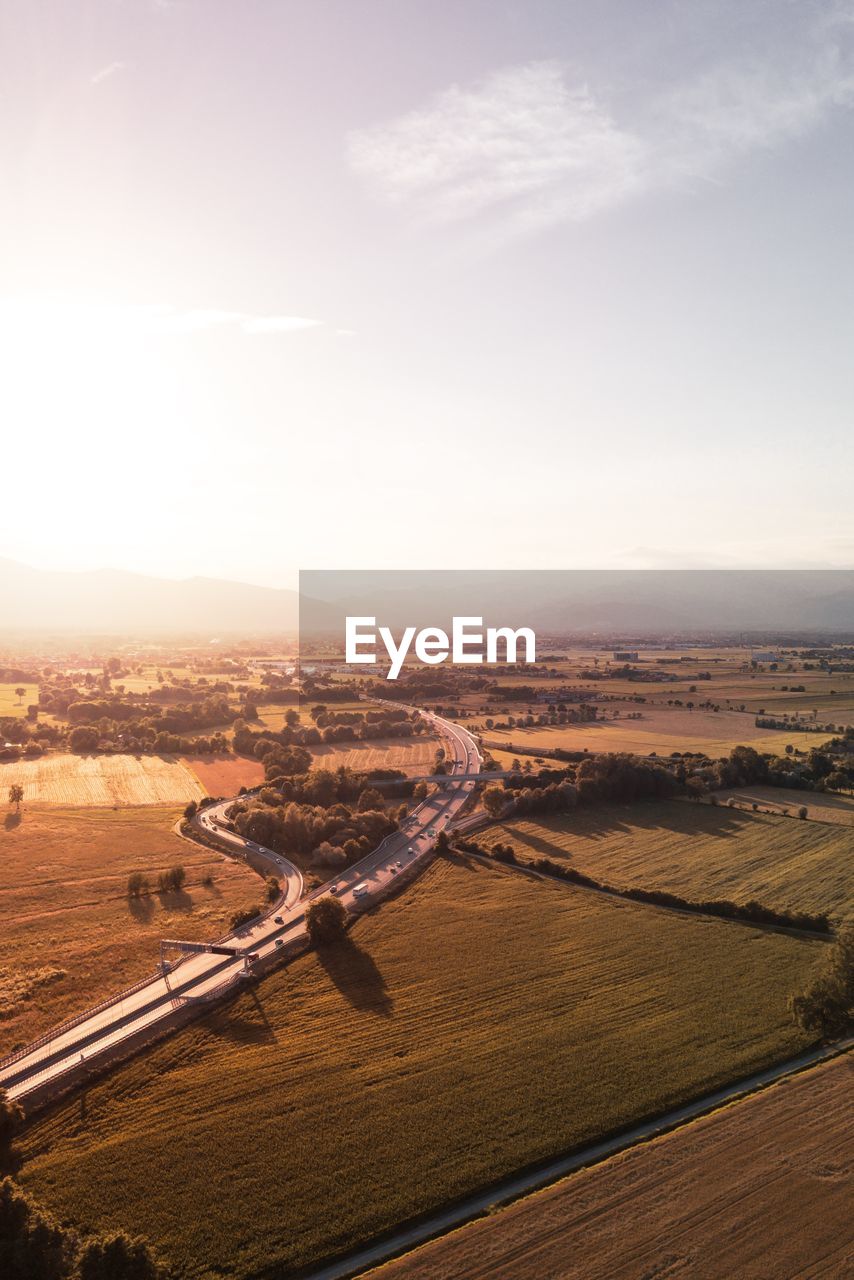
left=1, top=0, right=853, bottom=588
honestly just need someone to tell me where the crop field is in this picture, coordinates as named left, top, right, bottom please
left=309, top=735, right=440, bottom=776
left=0, top=806, right=259, bottom=1052
left=0, top=752, right=205, bottom=806
left=17, top=855, right=819, bottom=1279
left=376, top=1052, right=854, bottom=1280
left=715, top=786, right=854, bottom=825
left=181, top=755, right=265, bottom=796
left=0, top=682, right=38, bottom=717
left=474, top=705, right=835, bottom=759
left=481, top=802, right=854, bottom=921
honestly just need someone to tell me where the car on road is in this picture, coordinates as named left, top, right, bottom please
left=274, top=915, right=283, bottom=924
left=275, top=938, right=284, bottom=948
left=329, top=884, right=340, bottom=894
left=352, top=882, right=369, bottom=899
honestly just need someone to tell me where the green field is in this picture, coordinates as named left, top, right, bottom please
left=481, top=801, right=854, bottom=921
left=0, top=682, right=38, bottom=717
left=18, top=855, right=819, bottom=1279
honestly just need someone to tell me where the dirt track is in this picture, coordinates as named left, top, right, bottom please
left=372, top=1053, right=853, bottom=1280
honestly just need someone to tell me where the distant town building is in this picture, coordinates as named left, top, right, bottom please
left=613, top=651, right=639, bottom=661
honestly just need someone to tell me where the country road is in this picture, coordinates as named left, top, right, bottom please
left=0, top=708, right=482, bottom=1104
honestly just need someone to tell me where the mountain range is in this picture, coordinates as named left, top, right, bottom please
left=2, top=561, right=854, bottom=637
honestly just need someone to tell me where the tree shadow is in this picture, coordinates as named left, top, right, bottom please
left=445, top=849, right=487, bottom=873
left=317, top=936, right=393, bottom=1016
left=516, top=799, right=750, bottom=846
left=215, top=989, right=277, bottom=1046
left=127, top=894, right=155, bottom=923
left=4, top=812, right=21, bottom=830
left=156, top=888, right=194, bottom=914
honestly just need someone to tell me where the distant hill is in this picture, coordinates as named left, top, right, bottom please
left=0, top=559, right=298, bottom=635
left=300, top=569, right=854, bottom=636
left=3, top=561, right=853, bottom=638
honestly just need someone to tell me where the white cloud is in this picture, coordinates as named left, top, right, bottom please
left=90, top=61, right=126, bottom=86
left=348, top=11, right=854, bottom=242
left=348, top=63, right=646, bottom=236
left=152, top=306, right=321, bottom=335
left=0, top=297, right=321, bottom=341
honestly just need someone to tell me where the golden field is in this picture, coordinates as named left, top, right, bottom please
left=17, top=854, right=819, bottom=1278
left=0, top=805, right=258, bottom=1052
left=374, top=1053, right=854, bottom=1280
left=480, top=801, right=854, bottom=921
left=0, top=753, right=205, bottom=806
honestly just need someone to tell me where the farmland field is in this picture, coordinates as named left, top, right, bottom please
left=0, top=682, right=38, bottom=717
left=480, top=802, right=854, bottom=920
left=17, top=855, right=819, bottom=1279
left=475, top=704, right=835, bottom=758
left=0, top=806, right=259, bottom=1052
left=309, top=735, right=439, bottom=775
left=181, top=754, right=265, bottom=796
left=0, top=752, right=205, bottom=806
left=375, top=1052, right=854, bottom=1280
left=715, top=785, right=854, bottom=825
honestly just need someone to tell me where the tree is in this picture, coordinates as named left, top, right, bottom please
left=790, top=927, right=854, bottom=1039
left=14, top=687, right=25, bottom=705
left=357, top=787, right=384, bottom=812
left=686, top=776, right=706, bottom=802
left=0, top=1177, right=75, bottom=1280
left=76, top=1232, right=162, bottom=1280
left=0, top=1088, right=23, bottom=1148
left=8, top=784, right=23, bottom=813
left=413, top=781, right=428, bottom=801
left=127, top=872, right=150, bottom=898
left=306, top=894, right=348, bottom=945
left=435, top=830, right=451, bottom=855
left=482, top=785, right=507, bottom=817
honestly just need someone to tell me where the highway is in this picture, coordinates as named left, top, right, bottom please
left=0, top=709, right=482, bottom=1104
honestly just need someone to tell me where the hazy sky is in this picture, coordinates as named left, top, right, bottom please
left=1, top=0, right=853, bottom=587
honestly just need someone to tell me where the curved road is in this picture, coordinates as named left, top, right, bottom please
left=0, top=710, right=481, bottom=1103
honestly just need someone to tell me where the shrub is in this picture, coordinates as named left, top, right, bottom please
left=265, top=876, right=280, bottom=903
left=230, top=905, right=261, bottom=930
left=183, top=800, right=198, bottom=820
left=798, top=806, right=808, bottom=819
left=306, top=895, right=348, bottom=945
